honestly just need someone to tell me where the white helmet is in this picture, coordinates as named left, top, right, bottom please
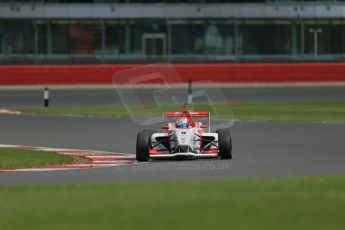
left=176, top=117, right=189, bottom=128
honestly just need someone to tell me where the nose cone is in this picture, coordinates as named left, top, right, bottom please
left=175, top=129, right=194, bottom=147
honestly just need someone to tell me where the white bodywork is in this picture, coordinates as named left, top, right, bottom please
left=150, top=123, right=218, bottom=158
left=172, top=128, right=199, bottom=150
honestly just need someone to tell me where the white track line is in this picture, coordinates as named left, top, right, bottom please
left=0, top=109, right=21, bottom=115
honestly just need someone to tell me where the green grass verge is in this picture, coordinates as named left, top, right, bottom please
left=0, top=176, right=344, bottom=230
left=20, top=101, right=345, bottom=123
left=0, top=148, right=74, bottom=169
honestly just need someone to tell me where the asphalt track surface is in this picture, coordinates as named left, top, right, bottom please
left=1, top=86, right=345, bottom=108
left=0, top=113, right=344, bottom=185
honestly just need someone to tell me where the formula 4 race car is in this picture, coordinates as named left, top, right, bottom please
left=136, top=104, right=232, bottom=161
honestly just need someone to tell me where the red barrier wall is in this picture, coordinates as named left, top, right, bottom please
left=0, top=63, right=345, bottom=85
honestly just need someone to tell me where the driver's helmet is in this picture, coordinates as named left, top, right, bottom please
left=176, top=117, right=189, bottom=128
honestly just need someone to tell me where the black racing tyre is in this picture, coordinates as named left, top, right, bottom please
left=216, top=128, right=232, bottom=159
left=136, top=131, right=150, bottom=162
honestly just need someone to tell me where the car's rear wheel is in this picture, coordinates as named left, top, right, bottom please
left=217, top=129, right=232, bottom=159
left=136, top=131, right=150, bottom=162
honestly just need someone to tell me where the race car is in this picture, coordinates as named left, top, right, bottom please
left=136, top=105, right=232, bottom=161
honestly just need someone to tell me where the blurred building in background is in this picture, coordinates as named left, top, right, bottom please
left=0, top=0, right=345, bottom=64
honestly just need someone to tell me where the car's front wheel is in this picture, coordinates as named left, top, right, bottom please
left=136, top=131, right=150, bottom=162
left=217, top=129, right=232, bottom=159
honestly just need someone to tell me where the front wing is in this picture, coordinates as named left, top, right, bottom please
left=149, top=150, right=219, bottom=159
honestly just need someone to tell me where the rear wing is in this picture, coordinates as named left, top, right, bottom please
left=163, top=111, right=211, bottom=132
left=163, top=112, right=210, bottom=117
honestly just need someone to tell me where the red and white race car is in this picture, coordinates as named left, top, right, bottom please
left=136, top=105, right=232, bottom=161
